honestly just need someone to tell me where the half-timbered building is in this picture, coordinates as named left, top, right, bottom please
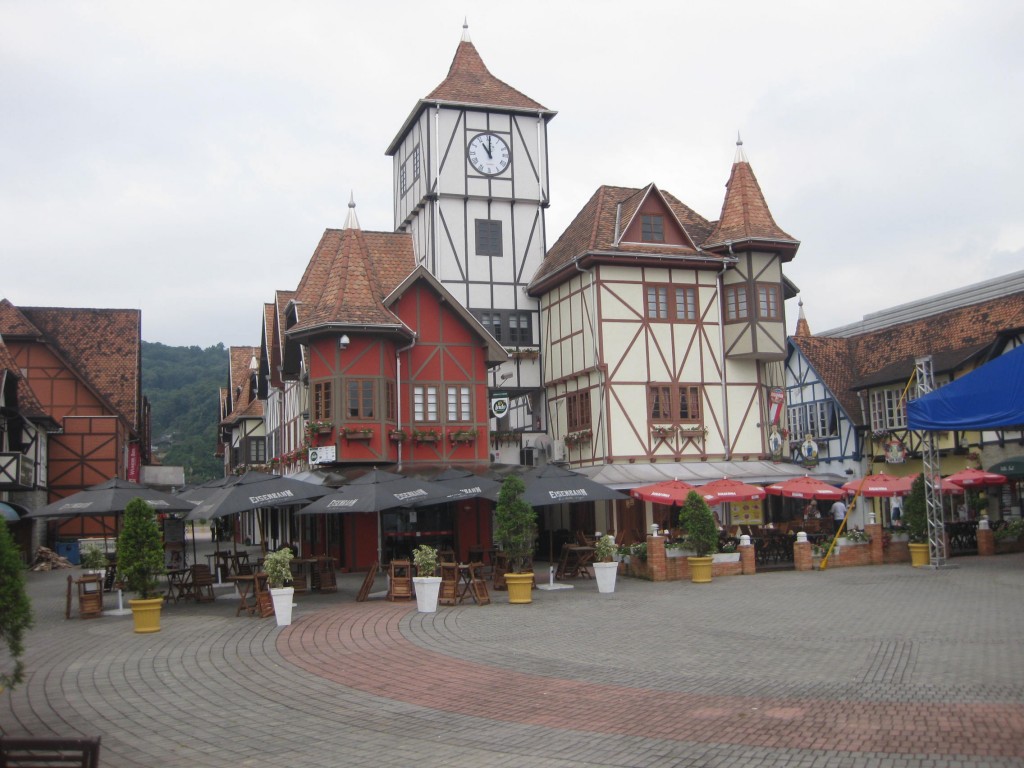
left=528, top=141, right=814, bottom=536
left=0, top=299, right=149, bottom=548
left=787, top=270, right=1024, bottom=526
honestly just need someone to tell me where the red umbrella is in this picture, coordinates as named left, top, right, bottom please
left=630, top=479, right=697, bottom=505
left=698, top=478, right=765, bottom=504
left=764, top=476, right=844, bottom=500
left=890, top=474, right=963, bottom=495
left=841, top=473, right=903, bottom=498
left=945, top=467, right=1007, bottom=487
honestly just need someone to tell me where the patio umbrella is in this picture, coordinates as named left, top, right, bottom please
left=185, top=471, right=327, bottom=520
left=697, top=478, right=765, bottom=504
left=27, top=478, right=194, bottom=518
left=889, top=474, right=963, bottom=495
left=429, top=468, right=503, bottom=503
left=630, top=479, right=697, bottom=505
left=0, top=501, right=23, bottom=522
left=945, top=467, right=1008, bottom=487
left=764, top=476, right=844, bottom=500
left=841, top=473, right=903, bottom=498
left=518, top=464, right=627, bottom=507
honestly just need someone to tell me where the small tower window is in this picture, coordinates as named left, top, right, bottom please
left=475, top=219, right=503, bottom=256
left=641, top=215, right=664, bottom=242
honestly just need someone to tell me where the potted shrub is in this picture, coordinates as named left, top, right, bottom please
left=494, top=475, right=537, bottom=604
left=678, top=491, right=718, bottom=583
left=411, top=544, right=442, bottom=612
left=79, top=543, right=108, bottom=577
left=263, top=548, right=295, bottom=626
left=591, top=533, right=618, bottom=593
left=0, top=520, right=32, bottom=690
left=902, top=474, right=931, bottom=566
left=116, top=498, right=166, bottom=633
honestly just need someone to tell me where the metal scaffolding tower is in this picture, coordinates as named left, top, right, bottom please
left=914, top=355, right=948, bottom=567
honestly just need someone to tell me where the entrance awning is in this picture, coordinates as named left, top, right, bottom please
left=0, top=501, right=28, bottom=522
left=988, top=456, right=1024, bottom=479
left=575, top=460, right=847, bottom=490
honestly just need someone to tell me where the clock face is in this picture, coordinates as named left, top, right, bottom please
left=467, top=133, right=510, bottom=176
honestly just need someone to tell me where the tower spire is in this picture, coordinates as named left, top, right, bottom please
left=344, top=191, right=360, bottom=230
left=461, top=18, right=471, bottom=42
left=735, top=131, right=747, bottom=163
left=795, top=297, right=812, bottom=337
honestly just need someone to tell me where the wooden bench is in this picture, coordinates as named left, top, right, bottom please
left=0, top=736, right=101, bottom=767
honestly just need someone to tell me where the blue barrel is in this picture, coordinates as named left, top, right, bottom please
left=56, top=540, right=81, bottom=565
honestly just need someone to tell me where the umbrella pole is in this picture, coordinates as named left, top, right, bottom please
left=377, top=512, right=383, bottom=567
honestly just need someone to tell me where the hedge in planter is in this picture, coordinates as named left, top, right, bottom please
left=0, top=520, right=32, bottom=689
left=678, top=491, right=719, bottom=557
left=117, top=497, right=165, bottom=599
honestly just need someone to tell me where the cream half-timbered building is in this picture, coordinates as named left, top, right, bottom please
left=386, top=26, right=554, bottom=452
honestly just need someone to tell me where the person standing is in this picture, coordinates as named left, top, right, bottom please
left=830, top=497, right=848, bottom=532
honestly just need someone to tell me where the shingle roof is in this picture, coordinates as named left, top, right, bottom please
left=0, top=340, right=50, bottom=422
left=426, top=40, right=548, bottom=112
left=223, top=346, right=262, bottom=425
left=530, top=184, right=721, bottom=291
left=288, top=228, right=416, bottom=337
left=12, top=306, right=141, bottom=426
left=0, top=299, right=43, bottom=339
left=704, top=159, right=798, bottom=257
left=791, top=335, right=862, bottom=424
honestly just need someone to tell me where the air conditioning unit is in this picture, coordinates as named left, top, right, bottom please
left=308, top=446, right=336, bottom=465
left=551, top=439, right=567, bottom=463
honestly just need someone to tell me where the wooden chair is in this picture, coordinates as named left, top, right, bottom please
left=492, top=551, right=509, bottom=590
left=467, top=562, right=490, bottom=605
left=438, top=546, right=456, bottom=564
left=316, top=557, right=337, bottom=593
left=0, top=736, right=101, bottom=768
left=386, top=559, right=413, bottom=602
left=438, top=563, right=459, bottom=606
left=289, top=562, right=308, bottom=594
left=191, top=564, right=215, bottom=603
left=253, top=573, right=275, bottom=618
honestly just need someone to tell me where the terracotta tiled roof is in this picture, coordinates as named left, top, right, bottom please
left=794, top=300, right=811, bottom=338
left=0, top=299, right=43, bottom=339
left=0, top=341, right=49, bottom=422
left=426, top=40, right=548, bottom=112
left=704, top=160, right=798, bottom=257
left=289, top=228, right=415, bottom=337
left=530, top=184, right=721, bottom=290
left=223, top=346, right=261, bottom=425
left=794, top=290, right=1024, bottom=425
left=16, top=306, right=141, bottom=426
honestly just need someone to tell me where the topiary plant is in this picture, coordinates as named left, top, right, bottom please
left=263, top=547, right=294, bottom=589
left=902, top=474, right=929, bottom=543
left=678, top=490, right=719, bottom=557
left=593, top=533, right=616, bottom=562
left=116, top=497, right=165, bottom=599
left=412, top=544, right=439, bottom=577
left=494, top=475, right=537, bottom=573
left=0, top=521, right=32, bottom=689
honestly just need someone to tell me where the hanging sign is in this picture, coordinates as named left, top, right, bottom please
left=769, top=387, right=785, bottom=425
left=883, top=438, right=907, bottom=464
left=127, top=443, right=141, bottom=482
left=490, top=394, right=510, bottom=418
left=768, top=425, right=785, bottom=462
left=800, top=434, right=819, bottom=468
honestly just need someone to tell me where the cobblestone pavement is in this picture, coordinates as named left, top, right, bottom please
left=3, top=552, right=1023, bottom=767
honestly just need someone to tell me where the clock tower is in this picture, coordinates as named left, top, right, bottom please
left=386, top=23, right=556, bottom=448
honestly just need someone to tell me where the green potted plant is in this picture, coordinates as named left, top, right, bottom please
left=263, top=547, right=295, bottom=626
left=116, top=498, right=166, bottom=633
left=411, top=544, right=441, bottom=612
left=79, top=543, right=108, bottom=576
left=902, top=474, right=930, bottom=566
left=591, top=533, right=618, bottom=593
left=678, top=490, right=718, bottom=583
left=494, top=475, right=537, bottom=604
left=0, top=520, right=32, bottom=690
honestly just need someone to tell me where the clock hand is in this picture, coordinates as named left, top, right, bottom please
left=483, top=137, right=493, bottom=159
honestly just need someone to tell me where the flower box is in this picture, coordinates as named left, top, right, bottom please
left=712, top=552, right=741, bottom=563
left=449, top=431, right=476, bottom=444
left=343, top=429, right=373, bottom=441
left=665, top=547, right=696, bottom=558
left=412, top=430, right=439, bottom=443
left=388, top=430, right=408, bottom=442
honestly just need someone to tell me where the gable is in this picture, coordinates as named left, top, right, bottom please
left=618, top=186, right=698, bottom=250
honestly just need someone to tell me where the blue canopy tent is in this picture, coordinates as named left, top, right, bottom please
left=908, top=345, right=1024, bottom=431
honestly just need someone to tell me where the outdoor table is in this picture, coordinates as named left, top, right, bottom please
left=456, top=564, right=475, bottom=604
left=229, top=574, right=257, bottom=616
left=206, top=551, right=232, bottom=583
left=165, top=568, right=194, bottom=603
left=557, top=546, right=594, bottom=579
left=290, top=558, right=317, bottom=593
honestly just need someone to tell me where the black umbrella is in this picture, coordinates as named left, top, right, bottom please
left=27, top=478, right=194, bottom=518
left=185, top=471, right=327, bottom=520
left=428, top=468, right=503, bottom=503
left=296, top=470, right=450, bottom=515
left=519, top=464, right=628, bottom=507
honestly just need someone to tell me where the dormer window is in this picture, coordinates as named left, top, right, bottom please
left=641, top=215, right=664, bottom=242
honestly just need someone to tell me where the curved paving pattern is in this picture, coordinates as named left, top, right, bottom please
left=3, top=554, right=1024, bottom=767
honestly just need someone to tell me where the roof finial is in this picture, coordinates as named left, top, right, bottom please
left=795, top=296, right=812, bottom=337
left=461, top=18, right=471, bottom=43
left=734, top=131, right=748, bottom=163
left=344, top=191, right=360, bottom=230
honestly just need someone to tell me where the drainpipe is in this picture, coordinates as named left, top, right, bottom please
left=395, top=335, right=417, bottom=471
left=717, top=245, right=733, bottom=461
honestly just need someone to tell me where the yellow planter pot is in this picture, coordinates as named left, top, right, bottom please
left=688, top=555, right=713, bottom=584
left=129, top=597, right=164, bottom=633
left=908, top=542, right=930, bottom=567
left=504, top=572, right=534, bottom=604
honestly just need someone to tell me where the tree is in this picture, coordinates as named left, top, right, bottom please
left=116, top=498, right=165, bottom=599
left=0, top=522, right=32, bottom=689
left=494, top=476, right=537, bottom=573
left=678, top=491, right=719, bottom=557
left=902, top=474, right=929, bottom=544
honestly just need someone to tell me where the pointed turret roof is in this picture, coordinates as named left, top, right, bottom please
left=704, top=137, right=799, bottom=260
left=794, top=298, right=811, bottom=337
left=387, top=24, right=554, bottom=155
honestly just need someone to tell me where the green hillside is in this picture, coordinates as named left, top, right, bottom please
left=142, top=341, right=228, bottom=484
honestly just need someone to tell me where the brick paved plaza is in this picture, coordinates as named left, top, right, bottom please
left=3, top=553, right=1023, bottom=767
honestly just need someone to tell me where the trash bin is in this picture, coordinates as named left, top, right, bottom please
left=56, top=540, right=81, bottom=565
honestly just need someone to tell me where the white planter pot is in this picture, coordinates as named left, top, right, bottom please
left=665, top=548, right=696, bottom=558
left=413, top=576, right=442, bottom=612
left=270, top=586, right=294, bottom=627
left=593, top=562, right=618, bottom=593
left=712, top=552, right=740, bottom=563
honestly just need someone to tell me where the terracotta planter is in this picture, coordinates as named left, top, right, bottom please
left=504, top=572, right=534, bottom=604
left=687, top=555, right=713, bottom=584
left=128, top=597, right=163, bottom=634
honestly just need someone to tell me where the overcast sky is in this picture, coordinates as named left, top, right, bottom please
left=2, top=1, right=1021, bottom=348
